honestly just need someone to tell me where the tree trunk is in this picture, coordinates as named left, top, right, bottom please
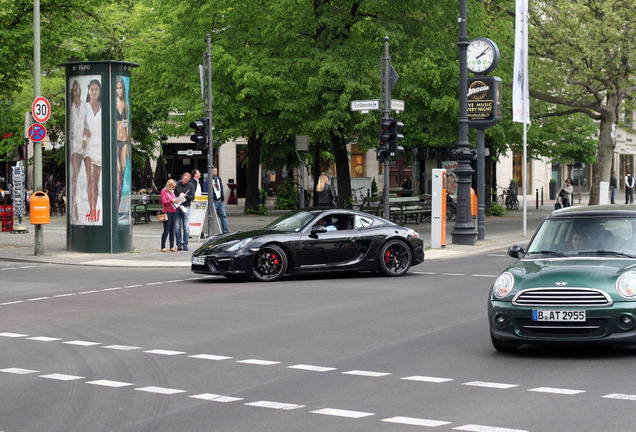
left=330, top=129, right=351, bottom=208
left=589, top=99, right=618, bottom=206
left=243, top=132, right=262, bottom=212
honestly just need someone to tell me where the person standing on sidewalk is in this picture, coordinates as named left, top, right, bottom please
left=174, top=172, right=195, bottom=251
left=211, top=167, right=229, bottom=233
left=160, top=179, right=179, bottom=252
left=190, top=169, right=202, bottom=196
left=625, top=171, right=634, bottom=204
left=560, top=178, right=573, bottom=208
left=610, top=171, right=618, bottom=204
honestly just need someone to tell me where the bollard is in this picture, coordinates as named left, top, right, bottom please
left=536, top=189, right=539, bottom=209
left=541, top=187, right=544, bottom=206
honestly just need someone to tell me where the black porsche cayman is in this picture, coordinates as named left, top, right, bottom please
left=191, top=208, right=424, bottom=281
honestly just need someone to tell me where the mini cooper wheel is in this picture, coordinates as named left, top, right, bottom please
left=253, top=245, right=288, bottom=282
left=378, top=240, right=411, bottom=277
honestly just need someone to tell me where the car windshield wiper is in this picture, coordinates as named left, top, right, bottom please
left=528, top=250, right=568, bottom=257
left=578, top=250, right=636, bottom=258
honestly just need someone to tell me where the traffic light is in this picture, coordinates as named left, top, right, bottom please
left=378, top=117, right=393, bottom=161
left=387, top=119, right=404, bottom=156
left=190, top=117, right=208, bottom=148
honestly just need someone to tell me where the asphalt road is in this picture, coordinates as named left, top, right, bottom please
left=2, top=253, right=636, bottom=432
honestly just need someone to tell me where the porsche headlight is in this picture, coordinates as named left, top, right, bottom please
left=493, top=272, right=514, bottom=299
left=406, top=228, right=419, bottom=239
left=227, top=238, right=252, bottom=252
left=617, top=272, right=636, bottom=299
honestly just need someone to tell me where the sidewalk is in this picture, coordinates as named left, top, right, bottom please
left=0, top=195, right=577, bottom=268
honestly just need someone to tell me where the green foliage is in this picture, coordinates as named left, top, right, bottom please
left=486, top=203, right=508, bottom=217
left=244, top=189, right=269, bottom=215
left=371, top=177, right=378, bottom=195
left=274, top=177, right=298, bottom=210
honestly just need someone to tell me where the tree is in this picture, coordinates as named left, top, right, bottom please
left=526, top=0, right=636, bottom=204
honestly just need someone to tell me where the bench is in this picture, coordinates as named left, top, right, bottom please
left=132, top=194, right=164, bottom=224
left=388, top=196, right=430, bottom=224
left=360, top=196, right=383, bottom=216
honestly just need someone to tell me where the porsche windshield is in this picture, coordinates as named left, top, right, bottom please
left=263, top=210, right=321, bottom=232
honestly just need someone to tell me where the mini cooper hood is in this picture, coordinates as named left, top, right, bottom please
left=507, top=258, right=636, bottom=288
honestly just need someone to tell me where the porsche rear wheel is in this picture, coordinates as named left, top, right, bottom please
left=378, top=240, right=411, bottom=277
left=253, top=245, right=288, bottom=282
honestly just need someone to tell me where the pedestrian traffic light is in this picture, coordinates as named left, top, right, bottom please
left=190, top=117, right=208, bottom=148
left=388, top=119, right=404, bottom=156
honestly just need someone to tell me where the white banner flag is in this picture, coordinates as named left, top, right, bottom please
left=513, top=0, right=530, bottom=124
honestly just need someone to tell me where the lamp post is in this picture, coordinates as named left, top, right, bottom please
left=451, top=0, right=478, bottom=245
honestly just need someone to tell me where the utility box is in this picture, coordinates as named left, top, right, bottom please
left=30, top=191, right=50, bottom=224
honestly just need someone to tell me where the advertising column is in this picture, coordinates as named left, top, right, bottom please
left=63, top=61, right=138, bottom=253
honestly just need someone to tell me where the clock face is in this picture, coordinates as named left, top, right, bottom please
left=467, top=38, right=498, bottom=74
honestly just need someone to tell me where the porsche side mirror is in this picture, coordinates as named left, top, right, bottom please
left=508, top=245, right=525, bottom=260
left=311, top=225, right=327, bottom=236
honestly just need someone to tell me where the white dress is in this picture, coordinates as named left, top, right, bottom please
left=83, top=103, right=102, bottom=166
left=69, top=101, right=88, bottom=156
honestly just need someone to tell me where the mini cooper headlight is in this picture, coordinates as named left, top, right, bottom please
left=227, top=238, right=252, bottom=252
left=493, top=272, right=514, bottom=299
left=617, top=272, right=636, bottom=299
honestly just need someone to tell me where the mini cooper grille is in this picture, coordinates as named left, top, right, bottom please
left=512, top=288, right=612, bottom=307
left=518, top=319, right=606, bottom=338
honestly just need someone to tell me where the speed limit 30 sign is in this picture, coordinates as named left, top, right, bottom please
left=32, top=96, right=51, bottom=123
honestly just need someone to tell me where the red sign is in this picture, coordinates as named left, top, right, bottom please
left=28, top=124, right=47, bottom=142
left=32, top=96, right=51, bottom=123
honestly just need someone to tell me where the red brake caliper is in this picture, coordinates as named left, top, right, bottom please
left=272, top=253, right=279, bottom=265
left=384, top=249, right=391, bottom=262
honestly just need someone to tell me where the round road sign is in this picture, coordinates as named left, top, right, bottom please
left=28, top=124, right=47, bottom=142
left=32, top=96, right=51, bottom=123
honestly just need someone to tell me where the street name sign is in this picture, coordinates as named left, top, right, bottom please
left=391, top=99, right=405, bottom=112
left=351, top=99, right=380, bottom=112
left=178, top=150, right=203, bottom=156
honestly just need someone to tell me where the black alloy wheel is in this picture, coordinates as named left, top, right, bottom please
left=378, top=240, right=412, bottom=277
left=252, top=244, right=288, bottom=282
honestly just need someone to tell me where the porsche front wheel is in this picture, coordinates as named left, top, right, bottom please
left=253, top=245, right=288, bottom=282
left=378, top=240, right=411, bottom=277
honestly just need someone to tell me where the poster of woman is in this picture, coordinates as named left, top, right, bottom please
left=115, top=75, right=132, bottom=224
left=68, top=74, right=103, bottom=226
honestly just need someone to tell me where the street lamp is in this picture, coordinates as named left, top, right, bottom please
left=452, top=0, right=478, bottom=245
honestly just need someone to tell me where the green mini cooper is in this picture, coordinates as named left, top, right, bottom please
left=489, top=205, right=636, bottom=351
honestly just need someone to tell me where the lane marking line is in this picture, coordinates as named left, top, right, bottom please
left=26, top=297, right=49, bottom=302
left=27, top=337, right=62, bottom=342
left=0, top=332, right=27, bottom=338
left=86, top=380, right=134, bottom=388
left=63, top=340, right=101, bottom=347
left=245, top=401, right=306, bottom=410
left=382, top=416, right=451, bottom=427
left=190, top=394, right=244, bottom=402
left=454, top=425, right=529, bottom=432
left=237, top=359, right=281, bottom=366
left=528, top=387, right=585, bottom=395
left=102, top=345, right=141, bottom=351
left=0, top=368, right=39, bottom=374
left=39, top=373, right=84, bottom=381
left=135, top=386, right=186, bottom=395
left=0, top=301, right=24, bottom=306
left=144, top=349, right=186, bottom=356
left=463, top=381, right=518, bottom=389
left=603, top=393, right=636, bottom=401
left=189, top=354, right=233, bottom=361
left=288, top=364, right=337, bottom=372
left=311, top=408, right=375, bottom=418
left=402, top=375, right=453, bottom=383
left=342, top=370, right=391, bottom=377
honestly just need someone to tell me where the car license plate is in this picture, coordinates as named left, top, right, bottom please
left=192, top=256, right=205, bottom=265
left=532, top=310, right=586, bottom=322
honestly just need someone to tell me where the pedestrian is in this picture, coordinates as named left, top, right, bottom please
left=316, top=173, right=336, bottom=207
left=211, top=167, right=229, bottom=233
left=625, top=171, right=634, bottom=204
left=174, top=172, right=195, bottom=251
left=610, top=171, right=618, bottom=204
left=190, top=169, right=202, bottom=196
left=160, top=179, right=179, bottom=252
left=560, top=177, right=573, bottom=208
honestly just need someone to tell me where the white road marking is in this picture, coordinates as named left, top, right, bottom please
left=0, top=332, right=27, bottom=338
left=237, top=359, right=281, bottom=366
left=0, top=301, right=24, bottom=305
left=189, top=393, right=243, bottom=402
left=412, top=271, right=437, bottom=275
left=189, top=354, right=233, bottom=361
left=52, top=293, right=75, bottom=298
left=382, top=416, right=451, bottom=427
left=0, top=368, right=38, bottom=374
left=124, top=285, right=143, bottom=289
left=102, top=345, right=141, bottom=351
left=471, top=274, right=498, bottom=278
left=63, top=340, right=101, bottom=346
left=26, top=297, right=49, bottom=302
left=311, top=408, right=375, bottom=418
left=463, top=381, right=518, bottom=389
left=39, top=373, right=84, bottom=381
left=342, top=370, right=391, bottom=377
left=144, top=349, right=186, bottom=356
left=245, top=401, right=306, bottom=410
left=79, top=290, right=99, bottom=294
left=135, top=386, right=186, bottom=395
left=165, top=280, right=184, bottom=283
left=603, top=393, right=636, bottom=401
left=86, top=379, right=134, bottom=388
left=28, top=336, right=62, bottom=342
left=288, top=364, right=337, bottom=372
left=145, top=282, right=164, bottom=286
left=528, top=387, right=585, bottom=395
left=102, top=287, right=122, bottom=291
left=402, top=375, right=453, bottom=383
left=454, top=425, right=528, bottom=432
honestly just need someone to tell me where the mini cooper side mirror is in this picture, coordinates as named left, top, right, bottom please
left=508, top=245, right=525, bottom=260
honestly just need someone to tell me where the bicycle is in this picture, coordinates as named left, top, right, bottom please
left=496, top=187, right=519, bottom=211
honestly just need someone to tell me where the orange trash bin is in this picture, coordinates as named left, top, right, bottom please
left=30, top=191, right=50, bottom=224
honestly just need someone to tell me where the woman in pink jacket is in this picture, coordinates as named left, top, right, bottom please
left=160, top=179, right=179, bottom=252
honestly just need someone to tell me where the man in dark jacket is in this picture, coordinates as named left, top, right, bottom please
left=211, top=167, right=229, bottom=233
left=174, top=172, right=196, bottom=251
